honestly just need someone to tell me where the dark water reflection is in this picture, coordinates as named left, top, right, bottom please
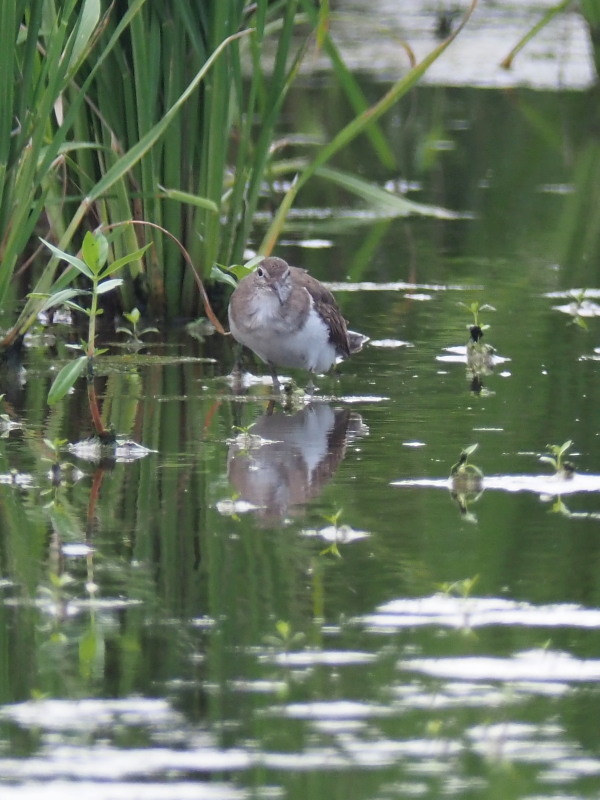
left=226, top=402, right=368, bottom=525
left=3, top=81, right=600, bottom=799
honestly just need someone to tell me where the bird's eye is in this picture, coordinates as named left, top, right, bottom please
left=256, top=266, right=264, bottom=278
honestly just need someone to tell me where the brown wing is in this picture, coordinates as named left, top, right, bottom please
left=290, top=267, right=351, bottom=357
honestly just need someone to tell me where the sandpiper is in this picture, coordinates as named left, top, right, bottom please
left=228, top=256, right=366, bottom=391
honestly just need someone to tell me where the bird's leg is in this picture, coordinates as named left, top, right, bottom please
left=269, top=364, right=281, bottom=393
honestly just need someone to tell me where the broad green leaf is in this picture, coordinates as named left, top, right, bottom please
left=101, top=244, right=152, bottom=278
left=229, top=264, right=257, bottom=280
left=96, top=278, right=124, bottom=295
left=82, top=231, right=108, bottom=275
left=210, top=265, right=238, bottom=289
left=41, top=238, right=94, bottom=279
left=49, top=502, right=85, bottom=542
left=29, top=289, right=87, bottom=313
left=275, top=620, right=290, bottom=639
left=48, top=356, right=88, bottom=405
left=124, top=308, right=141, bottom=324
left=79, top=627, right=97, bottom=665
left=220, top=255, right=263, bottom=283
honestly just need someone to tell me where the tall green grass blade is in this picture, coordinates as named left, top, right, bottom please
left=500, top=0, right=572, bottom=69
left=63, top=0, right=102, bottom=74
left=0, top=0, right=151, bottom=335
left=72, top=29, right=252, bottom=217
left=298, top=0, right=396, bottom=169
left=231, top=3, right=310, bottom=261
left=260, top=0, right=478, bottom=254
left=314, top=165, right=459, bottom=218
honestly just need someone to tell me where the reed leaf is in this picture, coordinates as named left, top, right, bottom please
left=314, top=165, right=459, bottom=219
left=260, top=0, right=478, bottom=254
left=0, top=0, right=151, bottom=342
left=297, top=0, right=396, bottom=169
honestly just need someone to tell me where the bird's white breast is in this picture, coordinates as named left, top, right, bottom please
left=229, top=291, right=337, bottom=373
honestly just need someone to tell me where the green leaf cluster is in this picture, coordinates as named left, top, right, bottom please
left=40, top=231, right=150, bottom=404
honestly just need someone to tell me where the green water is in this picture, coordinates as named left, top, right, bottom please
left=1, top=83, right=600, bottom=799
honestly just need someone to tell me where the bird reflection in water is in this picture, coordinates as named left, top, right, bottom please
left=227, top=403, right=368, bottom=525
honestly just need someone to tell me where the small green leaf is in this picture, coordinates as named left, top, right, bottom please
left=79, top=628, right=97, bottom=663
left=64, top=301, right=88, bottom=314
left=228, top=264, right=253, bottom=280
left=225, top=255, right=264, bottom=281
left=275, top=620, right=290, bottom=639
left=48, top=357, right=88, bottom=405
left=100, top=244, right=152, bottom=278
left=210, top=265, right=238, bottom=289
left=82, top=231, right=109, bottom=274
left=41, top=238, right=94, bottom=279
left=96, top=278, right=123, bottom=295
left=551, top=498, right=570, bottom=516
left=124, top=308, right=141, bottom=324
left=570, top=316, right=588, bottom=330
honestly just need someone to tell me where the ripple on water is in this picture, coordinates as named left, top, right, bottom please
left=361, top=595, right=600, bottom=631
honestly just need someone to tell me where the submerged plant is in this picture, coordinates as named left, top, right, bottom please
left=34, top=231, right=150, bottom=439
left=320, top=508, right=345, bottom=558
left=540, top=440, right=576, bottom=478
left=450, top=445, right=484, bottom=522
left=263, top=620, right=306, bottom=652
left=459, top=300, right=496, bottom=341
left=437, top=575, right=480, bottom=599
left=458, top=301, right=497, bottom=393
left=450, top=444, right=483, bottom=478
left=566, top=290, right=590, bottom=330
left=116, top=308, right=159, bottom=346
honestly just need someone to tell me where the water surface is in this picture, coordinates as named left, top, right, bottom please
left=1, top=67, right=600, bottom=800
